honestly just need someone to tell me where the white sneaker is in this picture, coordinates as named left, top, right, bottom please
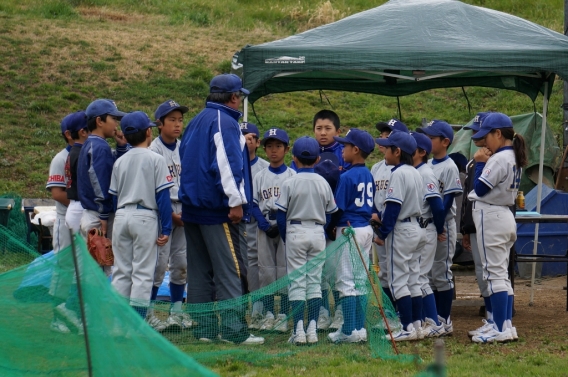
left=289, top=320, right=307, bottom=345
left=50, top=318, right=71, bottom=334
left=468, top=319, right=494, bottom=338
left=510, top=326, right=518, bottom=341
left=471, top=327, right=513, bottom=343
left=259, top=311, right=276, bottom=331
left=317, top=307, right=331, bottom=330
left=385, top=324, right=417, bottom=342
left=179, top=312, right=193, bottom=329
left=438, top=315, right=453, bottom=336
left=273, top=314, right=288, bottom=333
left=413, top=321, right=424, bottom=340
left=249, top=311, right=264, bottom=330
left=421, top=318, right=446, bottom=338
left=328, top=326, right=362, bottom=343
left=306, top=320, right=318, bottom=344
left=146, top=314, right=166, bottom=332
left=357, top=328, right=368, bottom=342
left=55, top=303, right=83, bottom=334
left=241, top=334, right=265, bottom=345
left=329, top=306, right=344, bottom=330
left=164, top=314, right=182, bottom=332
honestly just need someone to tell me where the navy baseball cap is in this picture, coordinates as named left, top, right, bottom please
left=85, top=99, right=127, bottom=120
left=333, top=128, right=375, bottom=154
left=315, top=158, right=340, bottom=192
left=261, top=128, right=289, bottom=145
left=416, top=120, right=454, bottom=143
left=463, top=112, right=489, bottom=132
left=241, top=122, right=260, bottom=138
left=292, top=136, right=320, bottom=160
left=120, top=111, right=157, bottom=135
left=209, top=74, right=250, bottom=95
left=318, top=152, right=340, bottom=167
left=471, top=112, right=513, bottom=140
left=154, top=100, right=189, bottom=121
left=375, top=130, right=417, bottom=155
left=375, top=119, right=409, bottom=133
left=61, top=111, right=87, bottom=133
left=410, top=132, right=432, bottom=155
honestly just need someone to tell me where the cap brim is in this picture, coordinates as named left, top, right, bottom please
left=415, top=127, right=440, bottom=136
left=375, top=138, right=395, bottom=147
left=333, top=136, right=350, bottom=144
left=471, top=128, right=490, bottom=139
left=261, top=136, right=288, bottom=146
left=241, top=88, right=250, bottom=96
left=110, top=110, right=127, bottom=119
left=375, top=122, right=392, bottom=132
left=463, top=125, right=480, bottom=132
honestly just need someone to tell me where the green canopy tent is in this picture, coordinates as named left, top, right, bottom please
left=233, top=0, right=568, bottom=305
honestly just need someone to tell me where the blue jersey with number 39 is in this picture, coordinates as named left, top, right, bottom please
left=335, top=164, right=375, bottom=227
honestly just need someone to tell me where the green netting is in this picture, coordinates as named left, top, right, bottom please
left=0, top=198, right=413, bottom=374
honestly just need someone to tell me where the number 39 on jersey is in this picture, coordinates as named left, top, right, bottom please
left=355, top=182, right=373, bottom=207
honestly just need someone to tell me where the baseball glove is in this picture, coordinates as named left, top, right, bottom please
left=265, top=224, right=280, bottom=238
left=87, top=228, right=114, bottom=266
left=370, top=219, right=382, bottom=239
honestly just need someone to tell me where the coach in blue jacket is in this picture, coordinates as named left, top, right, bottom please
left=179, top=74, right=262, bottom=345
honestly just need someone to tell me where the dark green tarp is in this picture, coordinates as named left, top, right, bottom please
left=448, top=112, right=562, bottom=193
left=234, top=0, right=568, bottom=103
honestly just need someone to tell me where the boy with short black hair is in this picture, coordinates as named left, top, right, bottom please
left=416, top=120, right=463, bottom=335
left=250, top=128, right=296, bottom=332
left=109, top=111, right=173, bottom=320
left=146, top=100, right=192, bottom=332
left=276, top=136, right=337, bottom=345
left=325, top=129, right=376, bottom=343
left=240, top=122, right=270, bottom=329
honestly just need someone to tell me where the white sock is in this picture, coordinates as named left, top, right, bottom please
left=171, top=301, right=182, bottom=313
left=486, top=311, right=493, bottom=322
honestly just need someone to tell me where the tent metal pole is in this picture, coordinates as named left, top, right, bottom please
left=529, top=80, right=549, bottom=306
left=243, top=97, right=248, bottom=122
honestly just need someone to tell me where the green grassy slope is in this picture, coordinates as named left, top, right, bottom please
left=0, top=0, right=565, bottom=197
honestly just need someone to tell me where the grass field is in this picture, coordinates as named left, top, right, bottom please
left=0, top=0, right=566, bottom=197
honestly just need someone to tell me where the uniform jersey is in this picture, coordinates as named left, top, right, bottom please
left=149, top=136, right=182, bottom=202
left=109, top=148, right=174, bottom=210
left=335, top=164, right=375, bottom=227
left=384, top=164, right=422, bottom=220
left=275, top=171, right=337, bottom=224
left=468, top=147, right=520, bottom=206
left=371, top=159, right=391, bottom=215
left=46, top=147, right=70, bottom=217
left=251, top=156, right=269, bottom=179
left=65, top=143, right=82, bottom=201
left=253, top=165, right=296, bottom=215
left=416, top=163, right=441, bottom=218
left=429, top=157, right=463, bottom=220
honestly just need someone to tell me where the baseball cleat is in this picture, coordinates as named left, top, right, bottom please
left=289, top=320, right=307, bottom=345
left=510, top=326, right=518, bottom=341
left=317, top=307, right=331, bottom=330
left=55, top=303, right=84, bottom=334
left=179, top=312, right=193, bottom=329
left=328, top=327, right=362, bottom=344
left=471, top=327, right=513, bottom=343
left=50, top=318, right=71, bottom=334
left=273, top=314, right=289, bottom=333
left=438, top=315, right=453, bottom=336
left=163, top=314, right=182, bottom=332
left=259, top=311, right=276, bottom=331
left=248, top=311, right=264, bottom=330
left=329, top=306, right=344, bottom=330
left=356, top=328, right=368, bottom=342
left=421, top=318, right=446, bottom=338
left=146, top=314, right=166, bottom=332
left=241, top=334, right=265, bottom=345
left=306, top=320, right=318, bottom=344
left=468, top=319, right=494, bottom=338
left=385, top=324, right=418, bottom=342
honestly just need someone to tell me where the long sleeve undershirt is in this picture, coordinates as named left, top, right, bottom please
left=473, top=162, right=491, bottom=197
left=377, top=202, right=401, bottom=240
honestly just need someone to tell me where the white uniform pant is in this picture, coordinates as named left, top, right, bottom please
left=49, top=214, right=73, bottom=301
left=153, top=202, right=187, bottom=287
left=111, top=205, right=159, bottom=307
left=65, top=200, right=83, bottom=234
left=386, top=220, right=422, bottom=300
left=335, top=226, right=373, bottom=298
left=286, top=222, right=325, bottom=302
left=257, top=224, right=286, bottom=289
left=52, top=214, right=72, bottom=254
left=429, top=219, right=457, bottom=292
left=469, top=233, right=489, bottom=298
left=321, top=238, right=335, bottom=291
left=472, top=202, right=516, bottom=296
left=417, top=222, right=438, bottom=296
left=375, top=243, right=388, bottom=289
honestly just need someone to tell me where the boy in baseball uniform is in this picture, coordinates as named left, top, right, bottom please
left=371, top=119, right=409, bottom=306
left=276, top=136, right=337, bottom=345
left=241, top=122, right=270, bottom=329
left=410, top=132, right=447, bottom=338
left=325, top=129, right=376, bottom=344
left=375, top=131, right=424, bottom=342
left=250, top=128, right=295, bottom=332
left=109, top=111, right=173, bottom=320
left=146, top=100, right=192, bottom=332
left=417, top=120, right=463, bottom=335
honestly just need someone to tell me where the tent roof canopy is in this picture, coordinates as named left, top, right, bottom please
left=234, top=0, right=568, bottom=103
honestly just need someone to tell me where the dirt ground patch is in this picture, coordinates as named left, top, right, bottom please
left=451, top=271, right=568, bottom=351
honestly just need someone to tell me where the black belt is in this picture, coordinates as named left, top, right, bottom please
left=400, top=217, right=412, bottom=223
left=290, top=220, right=324, bottom=226
left=118, top=204, right=152, bottom=210
left=417, top=217, right=433, bottom=229
left=267, top=211, right=277, bottom=220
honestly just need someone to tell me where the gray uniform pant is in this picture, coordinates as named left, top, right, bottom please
left=472, top=202, right=515, bottom=296
left=429, top=219, right=457, bottom=292
left=335, top=226, right=373, bottom=298
left=153, top=202, right=187, bottom=287
left=386, top=221, right=423, bottom=300
left=245, top=220, right=260, bottom=292
left=418, top=223, right=438, bottom=297
left=257, top=225, right=286, bottom=289
left=184, top=221, right=249, bottom=343
left=469, top=233, right=488, bottom=298
left=111, top=205, right=159, bottom=307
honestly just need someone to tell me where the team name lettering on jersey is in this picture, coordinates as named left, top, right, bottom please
left=375, top=179, right=389, bottom=191
left=261, top=186, right=281, bottom=200
left=438, top=180, right=444, bottom=193
left=168, top=164, right=181, bottom=178
left=48, top=174, right=65, bottom=183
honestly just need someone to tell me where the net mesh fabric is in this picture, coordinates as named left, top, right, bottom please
left=0, top=198, right=411, bottom=375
